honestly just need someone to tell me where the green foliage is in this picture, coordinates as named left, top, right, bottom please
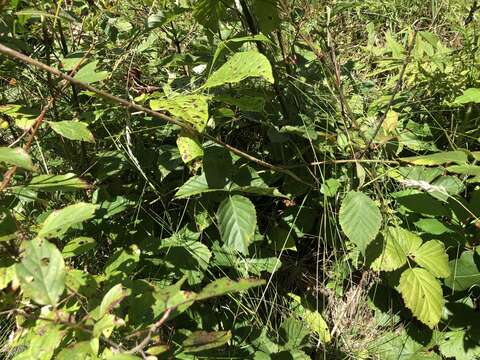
left=2, top=0, right=480, bottom=358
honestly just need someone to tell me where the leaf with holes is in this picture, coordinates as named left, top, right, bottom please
left=37, top=203, right=98, bottom=238
left=48, top=121, right=95, bottom=143
left=15, top=238, right=65, bottom=305
left=398, top=268, right=443, bottom=329
left=176, top=132, right=204, bottom=164
left=0, top=147, right=35, bottom=170
left=62, top=237, right=96, bottom=258
left=217, top=195, right=257, bottom=254
left=204, top=51, right=274, bottom=89
left=150, top=95, right=209, bottom=132
left=411, top=240, right=450, bottom=278
left=339, top=191, right=382, bottom=255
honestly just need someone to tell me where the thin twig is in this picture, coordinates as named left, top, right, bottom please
left=0, top=43, right=313, bottom=188
left=361, top=28, right=418, bottom=157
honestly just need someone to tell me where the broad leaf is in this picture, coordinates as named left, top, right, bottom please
left=453, top=88, right=480, bottom=104
left=176, top=132, right=204, bottom=163
left=204, top=51, right=274, bottom=89
left=37, top=203, right=98, bottom=238
left=196, top=277, right=265, bottom=301
left=62, top=237, right=96, bottom=258
left=15, top=238, right=65, bottom=305
left=99, top=284, right=129, bottom=318
left=398, top=268, right=443, bottom=328
left=0, top=147, right=35, bottom=170
left=150, top=95, right=209, bottom=132
left=411, top=240, right=450, bottom=278
left=445, top=250, right=480, bottom=291
left=339, top=191, right=382, bottom=254
left=48, top=121, right=95, bottom=142
left=183, top=330, right=231, bottom=353
left=74, top=60, right=108, bottom=84
left=217, top=195, right=257, bottom=254
left=438, top=330, right=480, bottom=360
left=400, top=151, right=468, bottom=165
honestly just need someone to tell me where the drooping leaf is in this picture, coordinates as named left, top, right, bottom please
left=62, top=237, right=96, bottom=258
left=217, top=195, right=257, bottom=254
left=176, top=132, right=204, bottom=163
left=183, top=330, right=231, bottom=353
left=398, top=268, right=443, bottom=329
left=445, top=250, right=480, bottom=291
left=400, top=151, right=468, bottom=166
left=339, top=191, right=382, bottom=254
left=48, top=121, right=95, bottom=142
left=411, top=240, right=450, bottom=278
left=37, top=203, right=98, bottom=238
left=0, top=147, right=35, bottom=170
left=74, top=60, right=108, bottom=84
left=204, top=51, right=274, bottom=89
left=196, top=277, right=265, bottom=301
left=15, top=238, right=65, bottom=305
left=99, top=284, right=130, bottom=319
left=19, top=173, right=89, bottom=192
left=150, top=95, right=210, bottom=132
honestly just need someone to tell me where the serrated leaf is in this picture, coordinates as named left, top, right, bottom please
left=445, top=250, right=480, bottom=291
left=204, top=51, right=274, bottom=89
left=411, top=240, right=450, bottom=278
left=339, top=191, right=382, bottom=254
left=20, top=173, right=88, bottom=192
left=398, top=268, right=443, bottom=328
left=400, top=151, right=468, bottom=165
left=196, top=277, right=265, bottom=301
left=74, top=60, right=108, bottom=84
left=15, top=238, right=65, bottom=306
left=0, top=147, right=35, bottom=170
left=37, top=203, right=98, bottom=238
left=370, top=226, right=422, bottom=271
left=183, top=330, right=231, bottom=353
left=150, top=95, right=209, bottom=132
left=48, top=121, right=94, bottom=142
left=217, top=195, right=256, bottom=254
left=176, top=133, right=204, bottom=163
left=62, top=237, right=96, bottom=258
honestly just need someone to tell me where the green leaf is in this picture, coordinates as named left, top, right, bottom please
left=252, top=0, right=281, bottom=33
left=19, top=173, right=89, bottom=192
left=196, top=277, right=265, bottom=301
left=150, top=95, right=210, bottom=132
left=217, top=195, right=257, bottom=254
left=176, top=132, right=204, bottom=163
left=183, top=330, right=231, bottom=353
left=74, top=60, right=108, bottom=84
left=193, top=0, right=225, bottom=32
left=175, top=173, right=218, bottom=198
left=48, top=121, right=95, bottom=142
left=56, top=341, right=98, bottom=360
left=339, top=191, right=382, bottom=254
left=289, top=294, right=331, bottom=344
left=438, top=330, right=480, bottom=360
left=204, top=51, right=274, bottom=89
left=447, top=164, right=480, bottom=177
left=453, top=88, right=480, bottom=104
left=411, top=240, right=450, bottom=278
left=370, top=226, right=422, bottom=272
left=0, top=147, right=35, bottom=170
left=215, top=95, right=265, bottom=112
left=400, top=151, right=468, bottom=166
left=320, top=178, right=341, bottom=198
left=0, top=207, right=17, bottom=242
left=37, top=203, right=98, bottom=238
left=398, top=268, right=443, bottom=329
left=15, top=238, right=65, bottom=306
left=104, top=245, right=140, bottom=280
left=62, top=237, right=96, bottom=258
left=99, top=284, right=129, bottom=319
left=445, top=250, right=480, bottom=291
left=12, top=322, right=65, bottom=360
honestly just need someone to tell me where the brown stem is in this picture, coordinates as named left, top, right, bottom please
left=0, top=43, right=313, bottom=188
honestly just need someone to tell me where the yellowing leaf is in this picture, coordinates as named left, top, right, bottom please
left=382, top=110, right=398, bottom=133
left=204, top=51, right=274, bottom=89
left=176, top=133, right=204, bottom=163
left=398, top=268, right=443, bottom=329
